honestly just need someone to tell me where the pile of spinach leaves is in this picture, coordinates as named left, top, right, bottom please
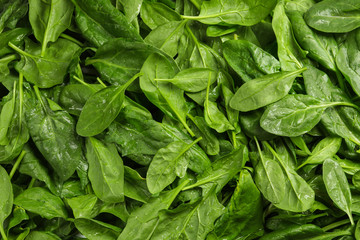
left=1, top=0, right=360, bottom=239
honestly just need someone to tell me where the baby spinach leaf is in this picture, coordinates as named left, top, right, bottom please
left=140, top=52, right=194, bottom=136
left=288, top=10, right=338, bottom=72
left=0, top=0, right=27, bottom=34
left=140, top=0, right=181, bottom=30
left=71, top=0, right=142, bottom=47
left=10, top=38, right=80, bottom=88
left=272, top=0, right=306, bottom=71
left=183, top=0, right=277, bottom=26
left=29, top=0, right=74, bottom=56
left=304, top=66, right=360, bottom=145
left=124, top=166, right=151, bottom=203
left=85, top=137, right=124, bottom=203
left=0, top=166, right=13, bottom=237
left=74, top=218, right=120, bottom=240
left=188, top=116, right=220, bottom=156
left=214, top=170, right=263, bottom=239
left=260, top=94, right=357, bottom=137
left=85, top=38, right=163, bottom=87
left=147, top=138, right=201, bottom=194
left=305, top=0, right=360, bottom=33
left=264, top=141, right=315, bottom=212
left=14, top=187, right=68, bottom=219
left=298, top=137, right=342, bottom=169
left=155, top=68, right=216, bottom=93
left=118, top=179, right=189, bottom=240
left=223, top=40, right=280, bottom=82
left=76, top=73, right=141, bottom=137
left=230, top=68, right=306, bottom=112
left=150, top=186, right=224, bottom=240
left=323, top=158, right=354, bottom=225
left=336, top=28, right=360, bottom=97
left=25, top=231, right=61, bottom=240
left=24, top=86, right=82, bottom=181
left=0, top=86, right=15, bottom=145
left=59, top=84, right=103, bottom=116
left=240, top=109, right=276, bottom=140
left=183, top=145, right=247, bottom=193
left=204, top=72, right=234, bottom=133
left=145, top=20, right=187, bottom=57
left=67, top=194, right=100, bottom=219
left=118, top=0, right=143, bottom=23
left=253, top=139, right=286, bottom=204
left=0, top=28, right=30, bottom=57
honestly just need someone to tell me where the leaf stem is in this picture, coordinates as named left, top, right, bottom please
left=322, top=219, right=351, bottom=232
left=33, top=86, right=46, bottom=110
left=72, top=76, right=97, bottom=91
left=18, top=73, right=24, bottom=127
left=96, top=77, right=107, bottom=88
left=27, top=178, right=36, bottom=189
left=9, top=150, right=26, bottom=180
left=60, top=33, right=84, bottom=47
left=0, top=224, right=7, bottom=240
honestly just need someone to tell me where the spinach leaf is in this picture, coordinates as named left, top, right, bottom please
left=223, top=40, right=280, bottom=82
left=140, top=52, right=194, bottom=136
left=14, top=187, right=67, bottom=219
left=154, top=68, right=216, bottom=93
left=144, top=20, right=187, bottom=58
left=29, top=0, right=74, bottom=56
left=336, top=29, right=360, bottom=97
left=74, top=218, right=120, bottom=240
left=140, top=0, right=181, bottom=30
left=297, top=137, right=342, bottom=169
left=288, top=10, right=338, bottom=72
left=273, top=0, right=307, bottom=71
left=323, top=158, right=354, bottom=225
left=85, top=137, right=124, bottom=203
left=305, top=0, right=360, bottom=33
left=71, top=0, right=142, bottom=47
left=24, top=86, right=83, bottom=181
left=147, top=138, right=201, bottom=194
left=10, top=38, right=80, bottom=88
left=183, top=0, right=277, bottom=26
left=304, top=66, right=360, bottom=145
left=214, top=170, right=263, bottom=239
left=0, top=166, right=12, bottom=239
left=260, top=94, right=358, bottom=137
left=230, top=68, right=306, bottom=112
left=85, top=38, right=165, bottom=87
left=76, top=73, right=141, bottom=137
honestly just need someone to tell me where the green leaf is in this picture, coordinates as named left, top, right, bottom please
left=124, top=166, right=151, bottom=203
left=305, top=0, right=360, bottom=33
left=25, top=231, right=61, bottom=240
left=140, top=0, right=181, bottom=30
left=288, top=10, right=338, bottom=72
left=71, top=0, right=142, bottom=47
left=140, top=53, right=194, bottom=136
left=298, top=137, right=342, bottom=169
left=272, top=0, right=306, bottom=71
left=74, top=218, right=120, bottom=240
left=14, top=187, right=67, bottom=219
left=147, top=138, right=201, bottom=194
left=223, top=40, right=280, bottom=82
left=336, top=29, right=360, bottom=97
left=0, top=166, right=12, bottom=235
left=184, top=0, right=277, bottom=26
left=304, top=66, right=360, bottom=145
left=86, top=137, right=124, bottom=203
left=323, top=158, right=354, bottom=225
left=24, top=86, right=82, bottom=181
left=155, top=68, right=216, bottom=93
left=10, top=39, right=80, bottom=88
left=85, top=38, right=165, bottom=87
left=260, top=94, right=353, bottom=137
left=230, top=68, right=306, bottom=112
left=29, top=0, right=74, bottom=56
left=144, top=20, right=187, bottom=58
left=76, top=73, right=141, bottom=137
left=214, top=170, right=263, bottom=239
left=67, top=194, right=100, bottom=219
